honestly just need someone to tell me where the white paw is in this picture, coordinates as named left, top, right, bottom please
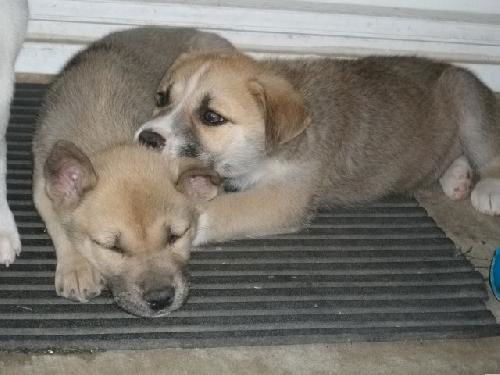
left=0, top=205, right=21, bottom=267
left=471, top=178, right=500, bottom=215
left=440, top=157, right=472, bottom=200
left=193, top=212, right=208, bottom=246
left=55, top=256, right=105, bottom=302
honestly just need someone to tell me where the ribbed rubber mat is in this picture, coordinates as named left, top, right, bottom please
left=1, top=83, right=498, bottom=351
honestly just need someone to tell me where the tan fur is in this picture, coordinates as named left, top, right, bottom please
left=248, top=73, right=310, bottom=151
left=32, top=28, right=232, bottom=316
left=137, top=51, right=500, bottom=244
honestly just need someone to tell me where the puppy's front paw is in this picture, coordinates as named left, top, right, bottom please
left=193, top=212, right=209, bottom=246
left=471, top=178, right=500, bottom=215
left=0, top=205, right=21, bottom=267
left=55, top=256, right=105, bottom=302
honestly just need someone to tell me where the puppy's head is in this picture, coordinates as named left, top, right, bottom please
left=136, top=52, right=310, bottom=178
left=44, top=141, right=220, bottom=317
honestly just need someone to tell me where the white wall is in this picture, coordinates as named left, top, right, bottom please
left=17, top=0, right=500, bottom=90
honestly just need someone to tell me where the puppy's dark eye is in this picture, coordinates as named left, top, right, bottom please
left=155, top=87, right=170, bottom=108
left=201, top=109, right=226, bottom=126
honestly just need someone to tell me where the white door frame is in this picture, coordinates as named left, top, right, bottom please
left=17, top=0, right=500, bottom=90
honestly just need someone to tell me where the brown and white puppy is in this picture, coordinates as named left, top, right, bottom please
left=32, top=28, right=230, bottom=317
left=136, top=51, right=500, bottom=245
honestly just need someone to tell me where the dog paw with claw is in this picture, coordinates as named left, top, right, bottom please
left=0, top=205, right=21, bottom=267
left=55, top=256, right=105, bottom=302
left=471, top=178, right=500, bottom=215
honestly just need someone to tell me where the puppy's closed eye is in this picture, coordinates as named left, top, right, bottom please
left=166, top=225, right=190, bottom=245
left=167, top=232, right=180, bottom=245
left=91, top=237, right=125, bottom=255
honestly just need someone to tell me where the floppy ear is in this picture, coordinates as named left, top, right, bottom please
left=249, top=73, right=311, bottom=152
left=175, top=159, right=222, bottom=202
left=44, top=140, right=97, bottom=209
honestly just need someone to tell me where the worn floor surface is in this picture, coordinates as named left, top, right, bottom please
left=0, top=337, right=499, bottom=375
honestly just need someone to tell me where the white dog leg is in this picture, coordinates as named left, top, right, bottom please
left=0, top=64, right=21, bottom=266
left=0, top=63, right=22, bottom=265
left=0, top=0, right=28, bottom=266
left=439, top=156, right=472, bottom=200
left=0, top=135, right=21, bottom=266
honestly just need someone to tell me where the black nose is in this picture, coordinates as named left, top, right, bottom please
left=143, top=287, right=175, bottom=311
left=138, top=130, right=166, bottom=149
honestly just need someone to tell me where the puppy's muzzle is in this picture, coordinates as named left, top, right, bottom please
left=138, top=130, right=166, bottom=149
left=143, top=286, right=175, bottom=312
left=109, top=270, right=189, bottom=318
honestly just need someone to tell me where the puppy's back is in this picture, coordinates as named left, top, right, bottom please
left=33, top=27, right=232, bottom=175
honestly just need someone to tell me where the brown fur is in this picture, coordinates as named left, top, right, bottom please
left=137, top=51, right=500, bottom=244
left=32, top=28, right=232, bottom=317
left=248, top=73, right=310, bottom=151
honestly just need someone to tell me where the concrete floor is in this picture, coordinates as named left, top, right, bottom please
left=2, top=78, right=498, bottom=374
left=1, top=338, right=499, bottom=375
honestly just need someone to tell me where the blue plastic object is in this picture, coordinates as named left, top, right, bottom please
left=490, top=248, right=500, bottom=300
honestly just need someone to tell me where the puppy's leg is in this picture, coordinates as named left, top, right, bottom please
left=438, top=67, right=500, bottom=215
left=0, top=0, right=28, bottom=266
left=194, top=182, right=312, bottom=245
left=439, top=156, right=473, bottom=200
left=471, top=167, right=500, bottom=215
left=0, top=60, right=21, bottom=266
left=33, top=178, right=104, bottom=302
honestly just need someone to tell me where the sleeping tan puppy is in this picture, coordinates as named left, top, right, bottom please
left=33, top=28, right=230, bottom=317
left=136, top=51, right=500, bottom=245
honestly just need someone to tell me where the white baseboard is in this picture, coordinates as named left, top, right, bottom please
left=16, top=0, right=500, bottom=90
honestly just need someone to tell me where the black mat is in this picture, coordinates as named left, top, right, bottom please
left=1, top=83, right=498, bottom=351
